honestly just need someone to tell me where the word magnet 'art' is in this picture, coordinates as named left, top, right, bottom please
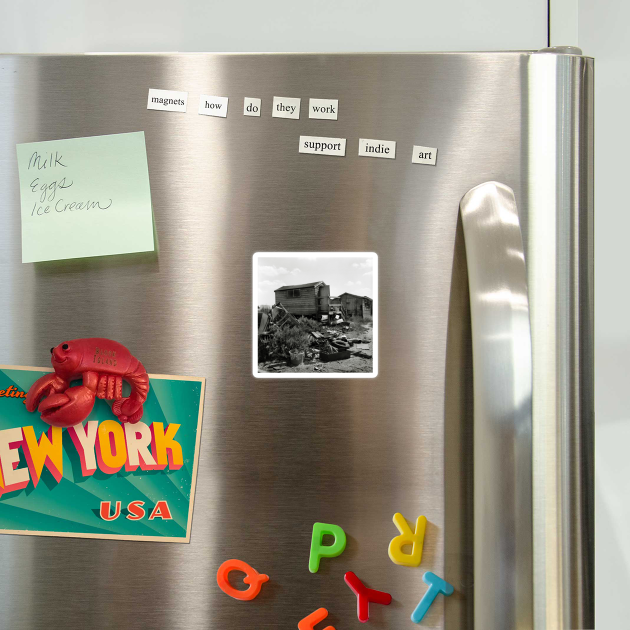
left=0, top=338, right=205, bottom=542
left=217, top=515, right=453, bottom=626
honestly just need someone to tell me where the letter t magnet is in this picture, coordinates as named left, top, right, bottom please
left=411, top=572, right=454, bottom=624
left=388, top=512, right=427, bottom=566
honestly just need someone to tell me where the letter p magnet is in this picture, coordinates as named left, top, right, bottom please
left=309, top=522, right=347, bottom=573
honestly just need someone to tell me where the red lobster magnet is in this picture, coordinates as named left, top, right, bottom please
left=26, top=338, right=149, bottom=428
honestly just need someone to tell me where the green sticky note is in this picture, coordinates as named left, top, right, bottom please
left=16, top=132, right=154, bottom=263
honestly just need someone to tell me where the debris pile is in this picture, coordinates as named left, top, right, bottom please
left=258, top=305, right=373, bottom=372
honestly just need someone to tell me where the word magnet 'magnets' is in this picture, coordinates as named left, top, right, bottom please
left=309, top=522, right=346, bottom=573
left=388, top=512, right=427, bottom=567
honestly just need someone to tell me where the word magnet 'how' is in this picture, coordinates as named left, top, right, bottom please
left=344, top=571, right=392, bottom=622
left=216, top=559, right=269, bottom=601
left=309, top=522, right=346, bottom=573
left=298, top=608, right=335, bottom=630
left=388, top=512, right=427, bottom=567
left=411, top=572, right=454, bottom=624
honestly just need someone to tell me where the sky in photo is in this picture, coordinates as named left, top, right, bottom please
left=256, top=255, right=374, bottom=306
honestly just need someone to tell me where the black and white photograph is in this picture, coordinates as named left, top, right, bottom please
left=253, top=252, right=378, bottom=377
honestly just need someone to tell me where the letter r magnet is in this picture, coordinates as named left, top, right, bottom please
left=388, top=512, right=427, bottom=566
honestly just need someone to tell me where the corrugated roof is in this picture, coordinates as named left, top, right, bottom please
left=340, top=292, right=373, bottom=301
left=275, top=281, right=325, bottom=291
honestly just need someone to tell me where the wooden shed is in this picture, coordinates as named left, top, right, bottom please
left=339, top=292, right=373, bottom=318
left=274, top=281, right=330, bottom=317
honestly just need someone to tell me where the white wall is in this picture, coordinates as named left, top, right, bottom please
left=0, top=0, right=547, bottom=53
left=576, top=1, right=629, bottom=627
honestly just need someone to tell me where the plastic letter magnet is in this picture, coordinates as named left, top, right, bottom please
left=344, top=571, right=392, bottom=622
left=388, top=512, right=427, bottom=567
left=216, top=559, right=269, bottom=601
left=410, top=571, right=454, bottom=623
left=298, top=607, right=335, bottom=630
left=309, top=522, right=347, bottom=573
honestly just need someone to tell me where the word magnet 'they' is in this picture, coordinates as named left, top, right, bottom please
left=388, top=512, right=427, bottom=567
left=309, top=522, right=347, bottom=573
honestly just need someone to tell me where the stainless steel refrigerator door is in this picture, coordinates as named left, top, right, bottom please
left=0, top=52, right=593, bottom=629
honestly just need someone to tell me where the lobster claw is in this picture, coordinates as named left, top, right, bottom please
left=37, top=386, right=96, bottom=428
left=112, top=398, right=144, bottom=424
left=25, top=373, right=67, bottom=413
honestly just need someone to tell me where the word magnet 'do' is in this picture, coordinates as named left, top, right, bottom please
left=388, top=512, right=427, bottom=567
left=216, top=559, right=269, bottom=601
left=309, top=522, right=346, bottom=573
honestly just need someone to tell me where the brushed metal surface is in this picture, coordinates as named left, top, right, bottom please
left=460, top=182, right=533, bottom=630
left=0, top=52, right=593, bottom=629
left=527, top=52, right=595, bottom=629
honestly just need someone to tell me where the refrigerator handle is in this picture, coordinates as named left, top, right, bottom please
left=460, top=182, right=533, bottom=629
